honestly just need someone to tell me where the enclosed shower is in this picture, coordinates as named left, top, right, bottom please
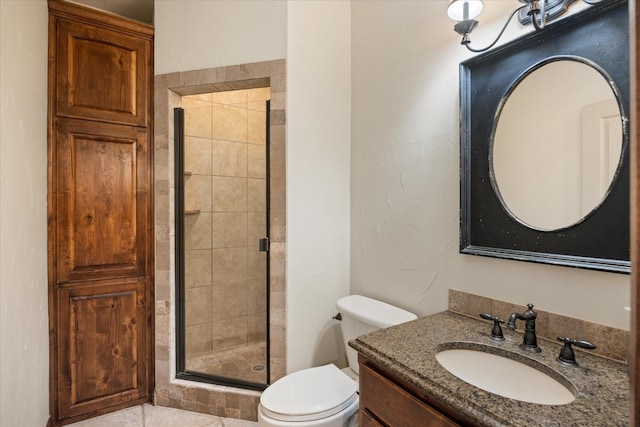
left=174, top=87, right=270, bottom=389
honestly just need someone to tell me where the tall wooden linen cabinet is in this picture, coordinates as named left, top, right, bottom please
left=47, top=1, right=154, bottom=425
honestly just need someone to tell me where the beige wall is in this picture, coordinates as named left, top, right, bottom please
left=350, top=0, right=630, bottom=330
left=0, top=1, right=50, bottom=426
left=285, top=0, right=352, bottom=373
left=154, top=0, right=287, bottom=75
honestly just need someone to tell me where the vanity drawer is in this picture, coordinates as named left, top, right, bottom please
left=360, top=409, right=385, bottom=427
left=359, top=361, right=460, bottom=427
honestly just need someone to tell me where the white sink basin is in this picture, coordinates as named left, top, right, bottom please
left=436, top=348, right=575, bottom=405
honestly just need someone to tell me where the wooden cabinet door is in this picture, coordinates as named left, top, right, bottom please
left=53, top=119, right=150, bottom=283
left=54, top=18, right=150, bottom=127
left=56, top=280, right=149, bottom=420
left=48, top=1, right=153, bottom=425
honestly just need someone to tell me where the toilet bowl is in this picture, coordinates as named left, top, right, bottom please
left=258, top=295, right=417, bottom=427
left=257, top=364, right=358, bottom=427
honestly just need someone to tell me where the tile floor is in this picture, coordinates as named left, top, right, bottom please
left=66, top=404, right=258, bottom=427
left=187, top=342, right=267, bottom=384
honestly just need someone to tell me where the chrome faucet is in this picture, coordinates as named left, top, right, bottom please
left=507, top=303, right=541, bottom=353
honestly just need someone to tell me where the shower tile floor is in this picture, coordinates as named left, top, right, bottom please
left=187, top=342, right=267, bottom=384
left=66, top=404, right=258, bottom=427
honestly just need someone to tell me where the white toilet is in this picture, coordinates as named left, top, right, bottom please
left=257, top=295, right=417, bottom=427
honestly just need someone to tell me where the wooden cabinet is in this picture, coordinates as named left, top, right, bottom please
left=358, top=356, right=464, bottom=427
left=48, top=1, right=153, bottom=425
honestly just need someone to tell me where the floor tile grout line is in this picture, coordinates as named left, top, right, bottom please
left=142, top=403, right=146, bottom=427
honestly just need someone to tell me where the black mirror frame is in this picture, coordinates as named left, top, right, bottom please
left=459, top=0, right=630, bottom=273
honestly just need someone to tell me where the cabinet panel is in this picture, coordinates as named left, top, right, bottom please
left=55, top=18, right=149, bottom=126
left=359, top=362, right=460, bottom=427
left=56, top=281, right=148, bottom=420
left=55, top=119, right=149, bottom=283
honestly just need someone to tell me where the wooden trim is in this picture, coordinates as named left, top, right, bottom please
left=631, top=2, right=639, bottom=425
left=145, top=12, right=156, bottom=402
left=47, top=8, right=59, bottom=422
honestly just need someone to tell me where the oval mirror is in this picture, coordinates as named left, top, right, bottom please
left=491, top=58, right=623, bottom=231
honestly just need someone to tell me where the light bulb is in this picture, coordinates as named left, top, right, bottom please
left=447, top=0, right=484, bottom=21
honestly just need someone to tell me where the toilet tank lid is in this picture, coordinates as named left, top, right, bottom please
left=336, top=295, right=417, bottom=329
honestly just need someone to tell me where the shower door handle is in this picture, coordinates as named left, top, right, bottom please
left=259, top=237, right=269, bottom=252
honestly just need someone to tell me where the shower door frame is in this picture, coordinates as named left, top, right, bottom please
left=174, top=101, right=272, bottom=392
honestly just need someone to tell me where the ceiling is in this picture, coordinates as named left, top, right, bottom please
left=65, top=0, right=517, bottom=31
left=70, top=0, right=154, bottom=24
left=84, top=0, right=460, bottom=34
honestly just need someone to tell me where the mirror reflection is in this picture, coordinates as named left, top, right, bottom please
left=491, top=59, right=623, bottom=231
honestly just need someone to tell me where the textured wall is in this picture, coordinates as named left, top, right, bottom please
left=285, top=0, right=352, bottom=373
left=0, top=1, right=50, bottom=426
left=350, top=0, right=630, bottom=330
left=154, top=0, right=286, bottom=75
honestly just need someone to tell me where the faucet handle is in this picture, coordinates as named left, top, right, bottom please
left=556, top=337, right=596, bottom=367
left=524, top=303, right=536, bottom=315
left=479, top=313, right=505, bottom=341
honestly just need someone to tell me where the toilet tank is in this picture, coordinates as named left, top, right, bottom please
left=336, top=295, right=417, bottom=375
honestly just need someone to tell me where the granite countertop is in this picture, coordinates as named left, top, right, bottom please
left=350, top=310, right=629, bottom=427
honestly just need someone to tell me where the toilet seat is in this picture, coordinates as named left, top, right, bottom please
left=260, top=364, right=358, bottom=422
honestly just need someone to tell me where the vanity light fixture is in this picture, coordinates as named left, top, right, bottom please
left=447, top=0, right=602, bottom=53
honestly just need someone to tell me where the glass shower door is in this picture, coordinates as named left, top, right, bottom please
left=175, top=88, right=270, bottom=389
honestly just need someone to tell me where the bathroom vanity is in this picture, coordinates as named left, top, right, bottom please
left=351, top=311, right=629, bottom=427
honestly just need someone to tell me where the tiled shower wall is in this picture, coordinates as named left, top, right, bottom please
left=154, top=60, right=286, bottom=420
left=182, top=89, right=269, bottom=359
